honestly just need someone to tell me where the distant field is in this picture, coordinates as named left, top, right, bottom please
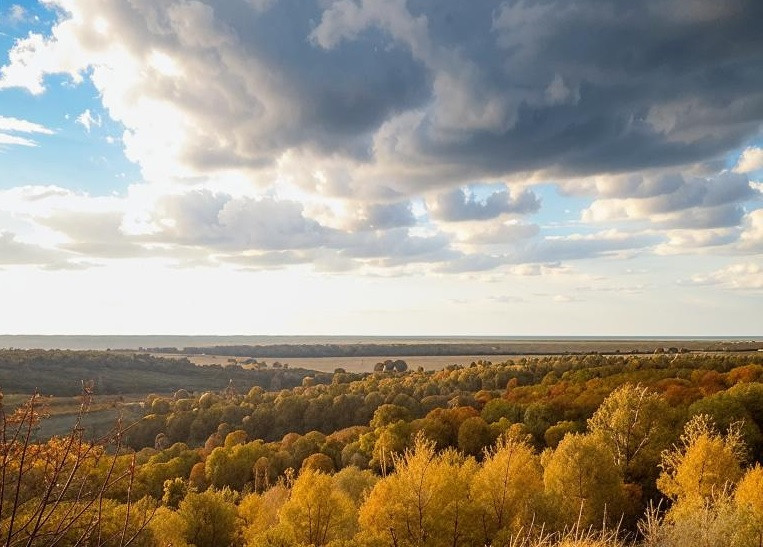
left=3, top=393, right=148, bottom=440
left=153, top=346, right=763, bottom=374
left=152, top=353, right=527, bottom=373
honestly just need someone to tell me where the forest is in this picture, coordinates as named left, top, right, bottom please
left=1, top=351, right=762, bottom=546
left=0, top=350, right=331, bottom=396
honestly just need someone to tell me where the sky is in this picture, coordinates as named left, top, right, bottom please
left=0, top=0, right=761, bottom=336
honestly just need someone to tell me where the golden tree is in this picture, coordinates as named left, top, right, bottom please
left=0, top=390, right=154, bottom=546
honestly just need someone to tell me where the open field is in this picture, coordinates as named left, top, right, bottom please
left=2, top=392, right=150, bottom=440
left=153, top=346, right=763, bottom=374
left=150, top=353, right=523, bottom=373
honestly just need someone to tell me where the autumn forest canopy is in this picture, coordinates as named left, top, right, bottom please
left=1, top=349, right=763, bottom=546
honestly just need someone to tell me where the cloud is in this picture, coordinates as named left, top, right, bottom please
left=150, top=190, right=331, bottom=251
left=655, top=228, right=739, bottom=255
left=437, top=229, right=652, bottom=273
left=0, top=0, right=759, bottom=194
left=581, top=172, right=760, bottom=229
left=734, top=147, right=763, bottom=173
left=6, top=5, right=27, bottom=23
left=689, top=262, right=763, bottom=290
left=0, top=115, right=54, bottom=147
left=0, top=133, right=37, bottom=147
left=0, top=231, right=67, bottom=265
left=75, top=109, right=101, bottom=132
left=0, top=116, right=53, bottom=135
left=460, top=221, right=540, bottom=245
left=352, top=201, right=416, bottom=230
left=739, top=208, right=763, bottom=252
left=0, top=0, right=761, bottom=278
left=430, top=186, right=540, bottom=222
left=40, top=211, right=157, bottom=259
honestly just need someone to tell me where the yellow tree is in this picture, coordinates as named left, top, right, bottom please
left=279, top=469, right=357, bottom=545
left=471, top=435, right=544, bottom=544
left=588, top=384, right=668, bottom=479
left=240, top=483, right=290, bottom=545
left=734, top=465, right=763, bottom=545
left=657, top=414, right=746, bottom=503
left=0, top=391, right=154, bottom=546
left=543, top=433, right=625, bottom=530
left=177, top=488, right=238, bottom=547
left=358, top=437, right=479, bottom=546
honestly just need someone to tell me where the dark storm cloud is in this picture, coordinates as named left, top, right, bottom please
left=322, top=0, right=763, bottom=182
left=11, top=0, right=759, bottom=189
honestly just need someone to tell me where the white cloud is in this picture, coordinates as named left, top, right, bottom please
left=739, top=208, right=763, bottom=252
left=8, top=5, right=27, bottom=22
left=734, top=147, right=763, bottom=173
left=75, top=109, right=101, bottom=132
left=690, top=262, right=763, bottom=290
left=0, top=115, right=53, bottom=135
left=580, top=171, right=759, bottom=230
left=0, top=133, right=38, bottom=147
left=0, top=115, right=54, bottom=147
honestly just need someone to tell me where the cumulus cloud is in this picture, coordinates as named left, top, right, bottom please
left=149, top=191, right=331, bottom=251
left=430, top=186, right=540, bottom=222
left=734, top=147, right=763, bottom=173
left=739, top=208, right=763, bottom=252
left=689, top=262, right=763, bottom=290
left=655, top=228, right=740, bottom=255
left=581, top=172, right=760, bottom=229
left=351, top=201, right=417, bottom=230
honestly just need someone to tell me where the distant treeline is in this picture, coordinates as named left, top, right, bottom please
left=0, top=349, right=332, bottom=396
left=145, top=339, right=763, bottom=358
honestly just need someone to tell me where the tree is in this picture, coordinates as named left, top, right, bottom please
left=301, top=452, right=336, bottom=474
left=0, top=391, right=154, bottom=546
left=457, top=416, right=493, bottom=458
left=279, top=469, right=357, bottom=545
left=543, top=433, right=625, bottom=529
left=370, top=404, right=410, bottom=429
left=481, top=398, right=521, bottom=424
left=734, top=465, right=763, bottom=545
left=471, top=434, right=544, bottom=544
left=240, top=484, right=290, bottom=544
left=358, top=437, right=480, bottom=546
left=588, top=384, right=669, bottom=480
left=177, top=488, right=238, bottom=547
left=657, top=414, right=746, bottom=503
